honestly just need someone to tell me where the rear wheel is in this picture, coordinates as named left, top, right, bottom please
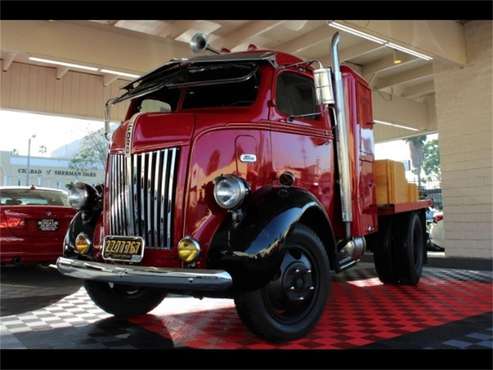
left=234, top=224, right=330, bottom=342
left=373, top=212, right=424, bottom=285
left=84, top=281, right=166, bottom=317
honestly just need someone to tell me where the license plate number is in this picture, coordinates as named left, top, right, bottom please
left=102, top=236, right=145, bottom=263
left=37, top=219, right=59, bottom=231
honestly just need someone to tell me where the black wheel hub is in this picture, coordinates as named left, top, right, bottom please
left=263, top=246, right=318, bottom=323
left=282, top=262, right=314, bottom=302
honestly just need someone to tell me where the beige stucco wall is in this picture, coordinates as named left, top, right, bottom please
left=433, top=21, right=493, bottom=259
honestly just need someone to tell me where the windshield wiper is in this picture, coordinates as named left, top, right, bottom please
left=288, top=112, right=321, bottom=121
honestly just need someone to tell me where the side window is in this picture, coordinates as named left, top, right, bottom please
left=276, top=72, right=318, bottom=116
left=140, top=99, right=172, bottom=113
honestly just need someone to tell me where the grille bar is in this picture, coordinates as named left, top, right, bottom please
left=108, top=147, right=179, bottom=248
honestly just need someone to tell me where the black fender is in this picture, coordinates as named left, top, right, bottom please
left=63, top=185, right=103, bottom=259
left=63, top=209, right=102, bottom=259
left=208, top=186, right=336, bottom=291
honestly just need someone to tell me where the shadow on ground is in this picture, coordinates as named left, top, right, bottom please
left=1, top=264, right=82, bottom=316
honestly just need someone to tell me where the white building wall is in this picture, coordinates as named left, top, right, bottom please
left=433, top=21, right=493, bottom=259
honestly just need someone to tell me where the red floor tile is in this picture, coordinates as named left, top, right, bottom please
left=129, top=274, right=493, bottom=349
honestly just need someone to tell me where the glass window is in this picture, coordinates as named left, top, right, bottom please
left=0, top=189, right=69, bottom=206
left=276, top=72, right=318, bottom=116
left=182, top=69, right=260, bottom=109
left=134, top=89, right=180, bottom=114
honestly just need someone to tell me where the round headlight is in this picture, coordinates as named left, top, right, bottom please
left=68, top=183, right=89, bottom=210
left=213, top=175, right=249, bottom=209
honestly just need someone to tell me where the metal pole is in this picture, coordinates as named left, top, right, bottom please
left=26, top=137, right=31, bottom=186
left=26, top=135, right=35, bottom=186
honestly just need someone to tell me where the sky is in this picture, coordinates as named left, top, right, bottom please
left=0, top=110, right=104, bottom=157
left=375, top=133, right=438, bottom=162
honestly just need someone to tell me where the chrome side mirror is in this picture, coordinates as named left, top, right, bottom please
left=190, top=32, right=220, bottom=54
left=190, top=32, right=209, bottom=53
left=313, top=68, right=335, bottom=106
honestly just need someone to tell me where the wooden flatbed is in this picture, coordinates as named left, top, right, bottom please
left=377, top=199, right=432, bottom=216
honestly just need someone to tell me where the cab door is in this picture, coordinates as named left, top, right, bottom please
left=269, top=69, right=335, bottom=214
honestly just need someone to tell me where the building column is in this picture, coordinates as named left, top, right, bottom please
left=433, top=21, right=493, bottom=259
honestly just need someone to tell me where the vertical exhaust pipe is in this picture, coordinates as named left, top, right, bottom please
left=330, top=32, right=352, bottom=239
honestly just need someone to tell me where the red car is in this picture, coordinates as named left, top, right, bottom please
left=0, top=186, right=76, bottom=265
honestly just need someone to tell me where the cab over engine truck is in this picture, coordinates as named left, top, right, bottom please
left=56, top=31, right=431, bottom=342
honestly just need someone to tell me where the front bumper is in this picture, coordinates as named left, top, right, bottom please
left=55, top=257, right=233, bottom=292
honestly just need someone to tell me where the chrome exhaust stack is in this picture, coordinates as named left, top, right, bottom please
left=313, top=32, right=352, bottom=239
left=314, top=30, right=366, bottom=266
left=330, top=32, right=353, bottom=240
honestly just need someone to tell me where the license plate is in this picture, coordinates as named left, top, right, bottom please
left=102, top=236, right=145, bottom=263
left=37, top=219, right=59, bottom=231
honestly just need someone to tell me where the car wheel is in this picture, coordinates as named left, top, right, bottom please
left=234, top=224, right=330, bottom=342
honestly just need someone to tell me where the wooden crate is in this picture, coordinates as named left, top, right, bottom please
left=374, top=160, right=410, bottom=205
left=408, top=183, right=419, bottom=202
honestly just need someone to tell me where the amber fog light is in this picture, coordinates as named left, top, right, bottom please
left=75, top=233, right=92, bottom=255
left=178, top=237, right=201, bottom=263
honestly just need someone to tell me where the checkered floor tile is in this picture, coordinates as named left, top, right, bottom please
left=1, top=265, right=492, bottom=349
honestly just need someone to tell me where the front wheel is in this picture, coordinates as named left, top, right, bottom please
left=84, top=281, right=166, bottom=317
left=234, top=224, right=330, bottom=342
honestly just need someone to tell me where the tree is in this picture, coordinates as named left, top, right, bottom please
left=70, top=129, right=108, bottom=172
left=406, top=135, right=426, bottom=189
left=422, top=139, right=441, bottom=184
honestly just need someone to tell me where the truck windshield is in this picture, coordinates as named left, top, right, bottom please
left=182, top=69, right=260, bottom=109
left=131, top=62, right=260, bottom=113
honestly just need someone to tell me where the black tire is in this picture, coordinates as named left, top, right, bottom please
left=372, top=218, right=398, bottom=283
left=234, top=224, right=330, bottom=342
left=373, top=212, right=424, bottom=285
left=395, top=212, right=424, bottom=284
left=84, top=281, right=166, bottom=317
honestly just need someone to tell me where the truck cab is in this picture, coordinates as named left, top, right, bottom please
left=56, top=32, right=429, bottom=342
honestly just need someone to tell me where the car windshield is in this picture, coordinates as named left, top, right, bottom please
left=0, top=189, right=69, bottom=206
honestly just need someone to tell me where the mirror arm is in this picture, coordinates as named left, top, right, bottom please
left=104, top=97, right=118, bottom=141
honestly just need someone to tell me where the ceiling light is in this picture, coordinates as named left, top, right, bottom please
left=328, top=21, right=386, bottom=45
left=392, top=50, right=402, bottom=64
left=374, top=119, right=420, bottom=132
left=386, top=42, right=433, bottom=61
left=100, top=69, right=141, bottom=79
left=28, top=57, right=98, bottom=71
left=327, top=21, right=433, bottom=61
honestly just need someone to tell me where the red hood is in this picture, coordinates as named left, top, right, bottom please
left=111, top=113, right=195, bottom=154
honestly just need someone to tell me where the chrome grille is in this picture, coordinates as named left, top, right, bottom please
left=108, top=148, right=179, bottom=248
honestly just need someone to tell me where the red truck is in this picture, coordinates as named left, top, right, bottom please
left=55, top=31, right=430, bottom=342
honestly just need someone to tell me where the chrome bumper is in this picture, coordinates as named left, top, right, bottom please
left=55, top=257, right=233, bottom=291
